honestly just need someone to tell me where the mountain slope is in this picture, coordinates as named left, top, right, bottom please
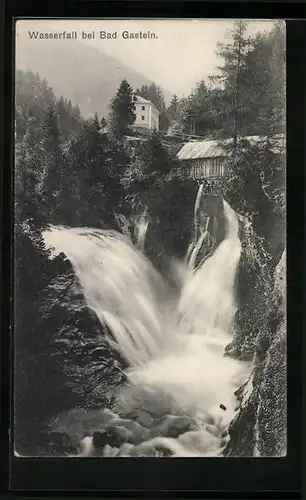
left=16, top=34, right=173, bottom=119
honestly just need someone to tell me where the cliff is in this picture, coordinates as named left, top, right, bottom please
left=225, top=249, right=286, bottom=456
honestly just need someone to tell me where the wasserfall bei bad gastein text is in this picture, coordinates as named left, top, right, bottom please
left=28, top=30, right=158, bottom=40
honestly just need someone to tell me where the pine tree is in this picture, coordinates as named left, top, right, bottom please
left=100, top=117, right=107, bottom=127
left=138, top=83, right=165, bottom=113
left=180, top=80, right=216, bottom=136
left=56, top=96, right=68, bottom=140
left=167, top=94, right=179, bottom=122
left=244, top=22, right=285, bottom=136
left=15, top=120, right=46, bottom=227
left=109, top=79, right=136, bottom=140
left=73, top=104, right=81, bottom=121
left=40, top=104, right=64, bottom=216
left=138, top=130, right=176, bottom=176
left=61, top=114, right=127, bottom=227
left=210, top=21, right=252, bottom=141
left=138, top=83, right=169, bottom=131
left=15, top=70, right=56, bottom=140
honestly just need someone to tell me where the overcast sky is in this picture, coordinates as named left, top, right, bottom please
left=16, top=19, right=276, bottom=96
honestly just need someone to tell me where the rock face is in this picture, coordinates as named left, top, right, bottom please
left=200, top=194, right=225, bottom=246
left=20, top=252, right=127, bottom=456
left=43, top=259, right=125, bottom=409
left=225, top=249, right=286, bottom=457
left=225, top=217, right=275, bottom=361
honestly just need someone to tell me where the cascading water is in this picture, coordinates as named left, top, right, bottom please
left=186, top=183, right=212, bottom=270
left=134, top=210, right=149, bottom=251
left=43, top=189, right=251, bottom=458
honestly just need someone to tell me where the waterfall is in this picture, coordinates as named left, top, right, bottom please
left=43, top=192, right=251, bottom=457
left=194, top=182, right=204, bottom=238
left=186, top=183, right=213, bottom=270
left=134, top=210, right=149, bottom=251
left=188, top=216, right=210, bottom=271
left=179, top=198, right=242, bottom=336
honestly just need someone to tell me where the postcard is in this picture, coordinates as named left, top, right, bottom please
left=14, top=18, right=286, bottom=458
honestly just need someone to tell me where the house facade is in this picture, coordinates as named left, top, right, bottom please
left=132, top=94, right=160, bottom=132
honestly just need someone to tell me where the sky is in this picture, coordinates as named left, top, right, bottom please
left=16, top=19, right=277, bottom=97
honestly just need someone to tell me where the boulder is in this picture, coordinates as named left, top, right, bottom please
left=106, top=418, right=150, bottom=445
left=122, top=410, right=154, bottom=428
left=150, top=415, right=200, bottom=439
left=45, top=431, right=78, bottom=456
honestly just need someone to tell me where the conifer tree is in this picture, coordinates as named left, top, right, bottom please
left=138, top=83, right=169, bottom=131
left=56, top=96, right=68, bottom=140
left=167, top=94, right=180, bottom=122
left=243, top=22, right=285, bottom=136
left=73, top=104, right=81, bottom=121
left=40, top=104, right=64, bottom=216
left=15, top=120, right=46, bottom=227
left=100, top=117, right=107, bottom=128
left=210, top=20, right=252, bottom=141
left=138, top=83, right=165, bottom=113
left=138, top=130, right=176, bottom=176
left=109, top=79, right=136, bottom=139
left=61, top=114, right=126, bottom=227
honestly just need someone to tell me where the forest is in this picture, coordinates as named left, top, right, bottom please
left=14, top=21, right=286, bottom=457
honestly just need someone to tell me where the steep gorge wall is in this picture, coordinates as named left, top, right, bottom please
left=225, top=249, right=286, bottom=456
left=226, top=218, right=275, bottom=361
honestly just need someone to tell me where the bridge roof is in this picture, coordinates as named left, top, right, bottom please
left=177, top=139, right=226, bottom=160
left=177, top=134, right=285, bottom=160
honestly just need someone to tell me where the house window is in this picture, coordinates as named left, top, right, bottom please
left=141, top=115, right=145, bottom=120
left=142, top=105, right=145, bottom=111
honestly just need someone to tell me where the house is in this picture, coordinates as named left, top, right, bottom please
left=132, top=94, right=160, bottom=132
left=177, top=134, right=285, bottom=182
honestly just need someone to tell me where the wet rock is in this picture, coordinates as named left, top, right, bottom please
left=51, top=408, right=118, bottom=442
left=123, top=410, right=154, bottom=428
left=44, top=265, right=126, bottom=410
left=92, top=431, right=112, bottom=449
left=46, top=431, right=78, bottom=456
left=220, top=437, right=229, bottom=448
left=228, top=220, right=274, bottom=361
left=93, top=424, right=133, bottom=449
left=154, top=444, right=174, bottom=457
left=109, top=426, right=133, bottom=446
left=106, top=418, right=150, bottom=445
left=150, top=415, right=200, bottom=439
left=166, top=416, right=200, bottom=438
left=225, top=250, right=286, bottom=457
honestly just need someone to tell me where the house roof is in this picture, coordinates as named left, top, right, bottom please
left=177, top=134, right=285, bottom=160
left=134, top=94, right=151, bottom=104
left=133, top=94, right=160, bottom=114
